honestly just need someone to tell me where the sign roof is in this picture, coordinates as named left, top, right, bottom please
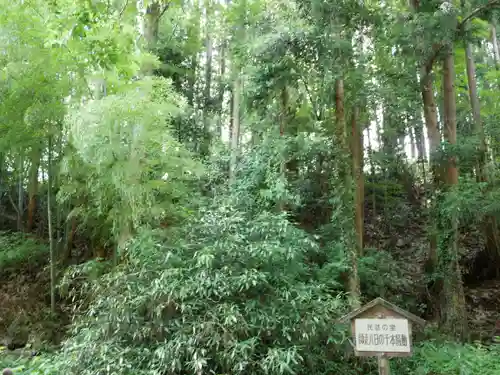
left=338, top=297, right=426, bottom=326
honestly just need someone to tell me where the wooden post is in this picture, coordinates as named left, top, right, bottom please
left=376, top=312, right=390, bottom=375
left=378, top=355, right=390, bottom=375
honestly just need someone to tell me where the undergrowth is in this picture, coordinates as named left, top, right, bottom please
left=0, top=232, right=48, bottom=272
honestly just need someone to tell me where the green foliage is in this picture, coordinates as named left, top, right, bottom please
left=232, top=135, right=300, bottom=211
left=0, top=353, right=60, bottom=375
left=358, top=248, right=405, bottom=300
left=0, top=232, right=48, bottom=271
left=3, top=0, right=500, bottom=373
left=393, top=341, right=500, bottom=375
left=46, top=205, right=346, bottom=375
left=59, top=77, right=202, bottom=245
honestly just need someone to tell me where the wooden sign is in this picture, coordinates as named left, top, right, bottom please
left=339, top=298, right=426, bottom=375
left=354, top=318, right=410, bottom=353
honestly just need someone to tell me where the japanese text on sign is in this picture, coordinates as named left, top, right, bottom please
left=354, top=318, right=410, bottom=353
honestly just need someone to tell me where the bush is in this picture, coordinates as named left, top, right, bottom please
left=0, top=232, right=48, bottom=271
left=393, top=340, right=500, bottom=374
left=47, top=205, right=348, bottom=375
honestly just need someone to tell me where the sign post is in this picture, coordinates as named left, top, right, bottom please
left=338, top=298, right=426, bottom=375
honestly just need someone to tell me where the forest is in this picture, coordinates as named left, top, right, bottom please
left=2, top=0, right=500, bottom=373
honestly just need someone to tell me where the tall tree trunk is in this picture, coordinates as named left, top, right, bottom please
left=47, top=135, right=56, bottom=314
left=409, top=126, right=417, bottom=160
left=228, top=0, right=243, bottom=182
left=414, top=112, right=427, bottom=162
left=351, top=107, right=364, bottom=256
left=27, top=145, right=41, bottom=232
left=278, top=86, right=289, bottom=211
left=465, top=44, right=485, bottom=171
left=366, top=123, right=377, bottom=216
left=63, top=215, right=77, bottom=264
left=414, top=109, right=427, bottom=180
left=229, top=73, right=241, bottom=182
left=421, top=67, right=441, bottom=184
left=492, top=20, right=500, bottom=65
left=335, top=78, right=360, bottom=309
left=0, top=153, right=4, bottom=228
left=442, top=48, right=468, bottom=339
left=411, top=0, right=443, bottom=320
left=17, top=152, right=24, bottom=232
left=201, top=4, right=213, bottom=158
left=144, top=1, right=162, bottom=47
left=420, top=65, right=443, bottom=321
left=217, top=40, right=226, bottom=139
left=187, top=57, right=197, bottom=107
left=465, top=34, right=500, bottom=275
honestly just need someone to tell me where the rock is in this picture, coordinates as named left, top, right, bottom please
left=2, top=369, right=13, bottom=375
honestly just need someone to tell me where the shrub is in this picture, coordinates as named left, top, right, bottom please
left=0, top=232, right=48, bottom=271
left=47, top=206, right=347, bottom=375
left=393, top=340, right=500, bottom=374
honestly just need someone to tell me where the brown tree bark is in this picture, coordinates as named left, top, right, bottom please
left=26, top=145, right=41, bottom=232
left=17, top=153, right=24, bottom=232
left=442, top=48, right=468, bottom=339
left=229, top=73, right=241, bottom=182
left=144, top=1, right=170, bottom=47
left=217, top=40, right=226, bottom=139
left=420, top=66, right=442, bottom=185
left=201, top=10, right=213, bottom=158
left=335, top=78, right=360, bottom=309
left=464, top=36, right=500, bottom=275
left=351, top=107, right=364, bottom=256
left=410, top=0, right=443, bottom=322
left=414, top=112, right=427, bottom=164
left=492, top=20, right=500, bottom=65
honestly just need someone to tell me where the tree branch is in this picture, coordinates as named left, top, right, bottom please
left=460, top=0, right=500, bottom=27
left=159, top=3, right=170, bottom=19
left=8, top=193, right=20, bottom=216
left=422, top=0, right=500, bottom=78
left=119, top=0, right=130, bottom=19
left=301, top=78, right=321, bottom=121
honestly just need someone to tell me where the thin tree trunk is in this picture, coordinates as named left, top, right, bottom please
left=228, top=87, right=234, bottom=142
left=187, top=54, right=197, bottom=107
left=366, top=123, right=377, bottom=216
left=217, top=40, right=226, bottom=139
left=421, top=67, right=441, bottom=182
left=335, top=78, right=360, bottom=309
left=492, top=20, right=500, bottom=65
left=144, top=1, right=162, bottom=47
left=47, top=135, right=55, bottom=314
left=335, top=79, right=346, bottom=145
left=27, top=145, right=41, bottom=232
left=409, top=126, right=417, bottom=160
left=17, top=152, right=24, bottom=232
left=229, top=73, right=241, bottom=182
left=351, top=106, right=364, bottom=256
left=414, top=112, right=427, bottom=161
left=465, top=33, right=500, bottom=275
left=278, top=86, right=289, bottom=211
left=63, top=215, right=77, bottom=264
left=0, top=153, right=4, bottom=228
left=414, top=109, right=427, bottom=182
left=465, top=44, right=484, bottom=169
left=420, top=66, right=441, bottom=307
left=442, top=48, right=468, bottom=340
left=201, top=1, right=213, bottom=157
